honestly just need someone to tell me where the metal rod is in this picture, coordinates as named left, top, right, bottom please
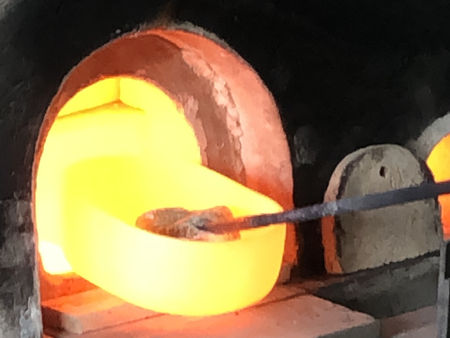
left=202, top=180, right=450, bottom=233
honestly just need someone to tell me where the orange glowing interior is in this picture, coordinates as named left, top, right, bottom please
left=35, top=76, right=286, bottom=315
left=427, top=134, right=450, bottom=237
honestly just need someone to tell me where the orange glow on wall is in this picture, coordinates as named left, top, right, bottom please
left=426, top=134, right=450, bottom=236
left=35, top=77, right=286, bottom=315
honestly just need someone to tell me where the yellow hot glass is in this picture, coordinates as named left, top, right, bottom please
left=35, top=77, right=286, bottom=315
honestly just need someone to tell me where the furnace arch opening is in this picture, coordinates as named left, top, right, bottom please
left=426, top=134, right=450, bottom=236
left=408, top=112, right=450, bottom=237
left=32, top=27, right=293, bottom=316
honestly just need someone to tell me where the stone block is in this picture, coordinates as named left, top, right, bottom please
left=322, top=144, right=441, bottom=274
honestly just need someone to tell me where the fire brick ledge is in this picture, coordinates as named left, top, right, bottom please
left=42, top=286, right=379, bottom=338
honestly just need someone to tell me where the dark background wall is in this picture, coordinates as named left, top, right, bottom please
left=2, top=0, right=450, bottom=334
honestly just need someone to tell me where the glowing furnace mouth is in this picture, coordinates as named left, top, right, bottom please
left=35, top=76, right=286, bottom=316
left=426, top=134, right=450, bottom=236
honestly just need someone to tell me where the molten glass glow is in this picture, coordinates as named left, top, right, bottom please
left=427, top=134, right=450, bottom=236
left=38, top=241, right=72, bottom=274
left=35, top=77, right=286, bottom=315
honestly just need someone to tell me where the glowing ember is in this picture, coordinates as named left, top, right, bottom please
left=427, top=134, right=450, bottom=236
left=35, top=77, right=286, bottom=316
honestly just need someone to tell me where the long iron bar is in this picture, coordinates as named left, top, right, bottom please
left=202, top=180, right=450, bottom=233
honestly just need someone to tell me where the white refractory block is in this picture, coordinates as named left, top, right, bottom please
left=322, top=144, right=441, bottom=274
left=41, top=288, right=160, bottom=335
left=48, top=294, right=378, bottom=338
left=42, top=283, right=306, bottom=336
